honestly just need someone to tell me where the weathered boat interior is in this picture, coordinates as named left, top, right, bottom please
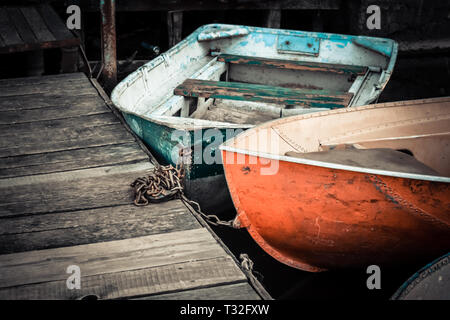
left=171, top=54, right=362, bottom=125
left=223, top=97, right=450, bottom=178
left=112, top=25, right=397, bottom=129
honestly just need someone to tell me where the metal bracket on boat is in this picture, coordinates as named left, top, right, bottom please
left=277, top=35, right=320, bottom=56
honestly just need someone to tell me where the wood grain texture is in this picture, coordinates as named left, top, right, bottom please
left=0, top=72, right=87, bottom=87
left=0, top=93, right=101, bottom=111
left=175, top=79, right=352, bottom=108
left=0, top=8, right=23, bottom=46
left=0, top=201, right=200, bottom=254
left=0, top=162, right=153, bottom=217
left=0, top=228, right=227, bottom=288
left=0, top=100, right=108, bottom=124
left=0, top=80, right=97, bottom=97
left=218, top=54, right=368, bottom=76
left=202, top=104, right=276, bottom=125
left=20, top=6, right=55, bottom=42
left=36, top=4, right=73, bottom=41
left=0, top=112, right=120, bottom=138
left=0, top=256, right=246, bottom=300
left=0, top=113, right=120, bottom=143
left=0, top=123, right=136, bottom=157
left=0, top=143, right=149, bottom=178
left=138, top=282, right=261, bottom=300
left=5, top=8, right=38, bottom=44
left=0, top=73, right=260, bottom=300
left=0, top=5, right=79, bottom=54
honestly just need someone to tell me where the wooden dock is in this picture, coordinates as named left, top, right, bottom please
left=0, top=72, right=267, bottom=300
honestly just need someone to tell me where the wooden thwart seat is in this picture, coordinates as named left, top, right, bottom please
left=174, top=79, right=353, bottom=108
left=217, top=54, right=368, bottom=76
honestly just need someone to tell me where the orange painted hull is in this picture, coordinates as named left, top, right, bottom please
left=222, top=151, right=450, bottom=272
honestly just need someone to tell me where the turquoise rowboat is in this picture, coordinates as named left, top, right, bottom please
left=111, top=24, right=398, bottom=214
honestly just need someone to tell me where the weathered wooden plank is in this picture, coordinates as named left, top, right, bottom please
left=0, top=93, right=100, bottom=111
left=0, top=256, right=246, bottom=300
left=0, top=114, right=121, bottom=148
left=202, top=104, right=275, bottom=125
left=0, top=142, right=148, bottom=178
left=0, top=228, right=228, bottom=289
left=175, top=79, right=352, bottom=108
left=0, top=5, right=79, bottom=53
left=0, top=81, right=97, bottom=98
left=20, top=6, right=55, bottom=43
left=0, top=201, right=200, bottom=254
left=0, top=72, right=87, bottom=87
left=218, top=54, right=368, bottom=76
left=0, top=112, right=119, bottom=138
left=0, top=123, right=135, bottom=157
left=138, top=282, right=261, bottom=300
left=0, top=100, right=108, bottom=124
left=37, top=4, right=74, bottom=42
left=0, top=162, right=153, bottom=217
left=0, top=109, right=119, bottom=131
left=6, top=8, right=38, bottom=44
left=0, top=8, right=23, bottom=46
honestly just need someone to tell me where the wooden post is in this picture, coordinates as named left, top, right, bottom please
left=60, top=46, right=79, bottom=73
left=266, top=9, right=281, bottom=29
left=100, top=0, right=117, bottom=94
left=167, top=11, right=183, bottom=47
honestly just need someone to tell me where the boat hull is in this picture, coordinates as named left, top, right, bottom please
left=221, top=151, right=450, bottom=272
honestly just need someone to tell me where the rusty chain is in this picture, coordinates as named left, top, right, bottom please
left=131, top=149, right=234, bottom=227
left=240, top=253, right=264, bottom=283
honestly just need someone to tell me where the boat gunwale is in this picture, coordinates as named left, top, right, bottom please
left=219, top=145, right=450, bottom=183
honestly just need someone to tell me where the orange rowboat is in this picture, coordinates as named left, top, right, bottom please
left=220, top=97, right=450, bottom=272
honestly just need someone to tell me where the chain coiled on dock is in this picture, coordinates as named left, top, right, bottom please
left=131, top=165, right=183, bottom=206
left=130, top=153, right=233, bottom=227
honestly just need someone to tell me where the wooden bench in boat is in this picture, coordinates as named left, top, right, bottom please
left=217, top=54, right=368, bottom=76
left=174, top=79, right=353, bottom=109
